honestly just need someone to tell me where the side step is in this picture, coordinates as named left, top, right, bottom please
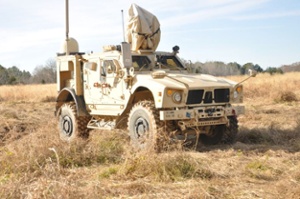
left=87, top=118, right=116, bottom=130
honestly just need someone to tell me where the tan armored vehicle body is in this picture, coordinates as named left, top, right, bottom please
left=55, top=3, right=252, bottom=150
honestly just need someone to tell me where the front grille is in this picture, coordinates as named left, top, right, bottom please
left=214, top=89, right=230, bottom=103
left=187, top=88, right=230, bottom=105
left=187, top=90, right=204, bottom=105
left=204, top=91, right=212, bottom=103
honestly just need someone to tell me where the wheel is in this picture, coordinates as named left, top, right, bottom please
left=199, top=125, right=225, bottom=145
left=221, top=116, right=238, bottom=144
left=127, top=100, right=162, bottom=151
left=58, top=103, right=90, bottom=142
left=199, top=116, right=238, bottom=145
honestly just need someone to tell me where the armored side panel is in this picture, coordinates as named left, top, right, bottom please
left=56, top=54, right=83, bottom=96
left=121, top=42, right=132, bottom=68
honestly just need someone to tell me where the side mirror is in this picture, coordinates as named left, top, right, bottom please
left=248, top=69, right=257, bottom=77
left=237, top=69, right=257, bottom=85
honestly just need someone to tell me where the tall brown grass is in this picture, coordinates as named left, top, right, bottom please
left=0, top=73, right=300, bottom=198
left=228, top=72, right=300, bottom=104
left=0, top=84, right=56, bottom=102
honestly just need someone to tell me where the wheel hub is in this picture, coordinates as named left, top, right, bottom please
left=134, top=117, right=149, bottom=138
left=62, top=115, right=73, bottom=136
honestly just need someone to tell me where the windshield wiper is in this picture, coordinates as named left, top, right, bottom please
left=139, top=64, right=147, bottom=72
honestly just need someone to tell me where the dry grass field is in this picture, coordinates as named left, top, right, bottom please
left=0, top=73, right=300, bottom=199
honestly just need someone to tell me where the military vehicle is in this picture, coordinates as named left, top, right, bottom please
left=55, top=2, right=254, bottom=150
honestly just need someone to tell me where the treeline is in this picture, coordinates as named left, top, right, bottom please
left=0, top=59, right=56, bottom=85
left=188, top=61, right=263, bottom=76
left=1, top=58, right=299, bottom=85
left=281, top=62, right=300, bottom=73
left=185, top=60, right=300, bottom=76
left=0, top=66, right=31, bottom=85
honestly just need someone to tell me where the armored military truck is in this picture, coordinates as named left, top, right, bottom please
left=55, top=3, right=252, bottom=150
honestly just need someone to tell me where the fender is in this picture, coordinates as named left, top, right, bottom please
left=55, top=88, right=90, bottom=117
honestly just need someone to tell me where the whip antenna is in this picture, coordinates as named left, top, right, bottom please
left=121, top=9, right=126, bottom=42
left=65, top=0, right=69, bottom=40
left=65, top=0, right=69, bottom=54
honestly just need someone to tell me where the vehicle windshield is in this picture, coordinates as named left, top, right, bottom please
left=156, top=55, right=185, bottom=71
left=132, top=56, right=152, bottom=71
left=131, top=54, right=186, bottom=72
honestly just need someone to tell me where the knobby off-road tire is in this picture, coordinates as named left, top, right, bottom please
left=199, top=125, right=225, bottom=145
left=58, top=103, right=90, bottom=142
left=199, top=116, right=238, bottom=145
left=127, top=100, right=165, bottom=151
left=221, top=116, right=238, bottom=144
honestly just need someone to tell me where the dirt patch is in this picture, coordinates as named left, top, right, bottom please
left=278, top=91, right=298, bottom=102
left=0, top=102, right=55, bottom=145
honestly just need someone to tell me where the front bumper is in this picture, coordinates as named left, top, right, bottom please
left=159, top=105, right=244, bottom=129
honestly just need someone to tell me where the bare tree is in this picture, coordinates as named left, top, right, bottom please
left=31, top=58, right=56, bottom=84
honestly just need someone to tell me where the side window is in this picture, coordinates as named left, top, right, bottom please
left=100, top=60, right=106, bottom=82
left=100, top=60, right=116, bottom=82
left=104, top=60, right=116, bottom=74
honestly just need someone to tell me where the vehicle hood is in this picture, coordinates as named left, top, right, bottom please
left=133, top=72, right=238, bottom=90
left=164, top=73, right=237, bottom=89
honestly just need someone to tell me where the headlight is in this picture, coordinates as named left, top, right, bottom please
left=234, top=85, right=243, bottom=98
left=167, top=89, right=182, bottom=103
left=236, top=85, right=243, bottom=93
left=172, top=92, right=182, bottom=103
left=234, top=91, right=238, bottom=99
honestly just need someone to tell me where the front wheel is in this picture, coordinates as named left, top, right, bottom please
left=199, top=125, right=225, bottom=145
left=127, top=100, right=162, bottom=151
left=58, top=103, right=90, bottom=142
left=221, top=116, right=238, bottom=144
left=199, top=116, right=238, bottom=145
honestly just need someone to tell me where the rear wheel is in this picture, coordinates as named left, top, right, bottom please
left=127, top=100, right=163, bottom=151
left=58, top=103, right=90, bottom=142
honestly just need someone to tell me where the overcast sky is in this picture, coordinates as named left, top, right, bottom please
left=1, top=0, right=299, bottom=72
